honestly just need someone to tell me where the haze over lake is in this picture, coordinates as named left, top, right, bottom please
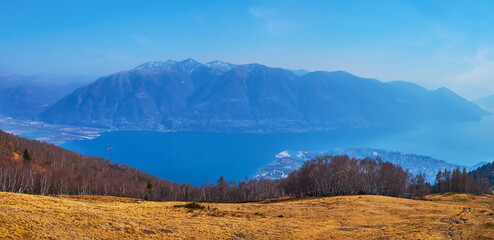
left=61, top=116, right=494, bottom=185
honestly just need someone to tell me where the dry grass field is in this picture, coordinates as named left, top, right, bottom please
left=0, top=192, right=492, bottom=239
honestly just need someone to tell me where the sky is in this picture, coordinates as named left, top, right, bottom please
left=1, top=0, right=494, bottom=99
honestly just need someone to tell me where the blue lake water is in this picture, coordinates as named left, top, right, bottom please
left=61, top=116, right=494, bottom=186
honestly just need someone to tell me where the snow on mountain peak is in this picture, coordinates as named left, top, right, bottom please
left=203, top=60, right=237, bottom=72
left=134, top=60, right=176, bottom=69
left=134, top=59, right=237, bottom=74
left=276, top=151, right=292, bottom=158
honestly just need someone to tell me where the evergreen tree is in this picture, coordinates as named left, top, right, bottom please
left=146, top=181, right=153, bottom=200
left=23, top=148, right=31, bottom=161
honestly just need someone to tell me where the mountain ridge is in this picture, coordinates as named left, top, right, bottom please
left=39, top=58, right=490, bottom=132
left=0, top=84, right=63, bottom=119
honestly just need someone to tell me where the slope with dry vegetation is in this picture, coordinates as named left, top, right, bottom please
left=0, top=192, right=492, bottom=239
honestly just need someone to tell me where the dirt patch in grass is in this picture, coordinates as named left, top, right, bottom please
left=484, top=223, right=494, bottom=229
left=453, top=196, right=468, bottom=202
left=173, top=202, right=205, bottom=210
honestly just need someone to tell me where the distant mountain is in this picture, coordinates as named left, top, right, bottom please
left=39, top=59, right=490, bottom=131
left=475, top=94, right=494, bottom=112
left=255, top=148, right=486, bottom=183
left=0, top=74, right=94, bottom=95
left=0, top=85, right=62, bottom=119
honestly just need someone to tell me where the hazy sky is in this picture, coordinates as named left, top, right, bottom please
left=1, top=0, right=494, bottom=99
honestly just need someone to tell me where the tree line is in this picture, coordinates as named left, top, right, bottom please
left=0, top=130, right=491, bottom=202
left=433, top=168, right=490, bottom=195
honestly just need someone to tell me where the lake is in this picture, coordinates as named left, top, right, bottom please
left=61, top=116, right=494, bottom=186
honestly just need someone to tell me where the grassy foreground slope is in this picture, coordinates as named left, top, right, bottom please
left=0, top=192, right=492, bottom=239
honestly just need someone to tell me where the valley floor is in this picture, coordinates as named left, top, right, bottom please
left=0, top=192, right=492, bottom=239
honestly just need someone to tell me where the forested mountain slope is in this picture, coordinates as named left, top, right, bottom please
left=0, top=129, right=185, bottom=200
left=40, top=59, right=490, bottom=131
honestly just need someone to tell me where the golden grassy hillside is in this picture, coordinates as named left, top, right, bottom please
left=0, top=192, right=492, bottom=239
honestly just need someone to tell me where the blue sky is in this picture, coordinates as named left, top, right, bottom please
left=1, top=0, right=494, bottom=99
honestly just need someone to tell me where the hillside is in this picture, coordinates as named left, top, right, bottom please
left=0, top=84, right=62, bottom=119
left=39, top=59, right=489, bottom=131
left=256, top=148, right=486, bottom=182
left=470, top=161, right=494, bottom=186
left=0, top=192, right=492, bottom=239
left=0, top=129, right=188, bottom=200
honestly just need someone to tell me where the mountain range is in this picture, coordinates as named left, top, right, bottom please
left=0, top=74, right=94, bottom=95
left=1, top=58, right=487, bottom=132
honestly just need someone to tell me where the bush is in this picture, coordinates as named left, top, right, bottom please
left=173, top=203, right=205, bottom=210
